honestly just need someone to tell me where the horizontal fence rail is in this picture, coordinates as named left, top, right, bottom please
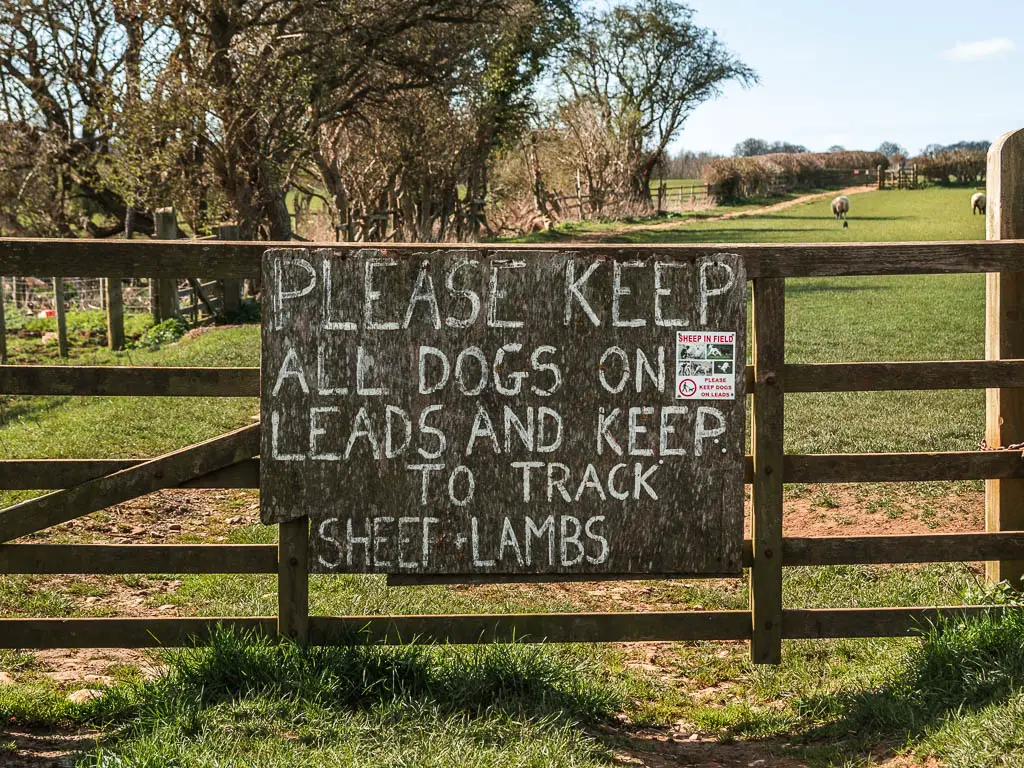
left=0, top=458, right=259, bottom=489
left=1, top=235, right=1023, bottom=657
left=0, top=606, right=1015, bottom=648
left=783, top=360, right=1024, bottom=392
left=10, top=361, right=1024, bottom=399
left=3, top=237, right=1024, bottom=279
left=0, top=366, right=259, bottom=397
left=0, top=544, right=277, bottom=574
left=4, top=451, right=1024, bottom=491
left=3, top=532, right=1022, bottom=575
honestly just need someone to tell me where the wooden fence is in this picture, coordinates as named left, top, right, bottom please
left=1, top=130, right=1024, bottom=663
left=653, top=182, right=713, bottom=213
left=881, top=163, right=918, bottom=190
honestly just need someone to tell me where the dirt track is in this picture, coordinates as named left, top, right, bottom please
left=570, top=183, right=877, bottom=242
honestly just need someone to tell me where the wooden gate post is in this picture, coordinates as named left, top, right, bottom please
left=153, top=208, right=179, bottom=322
left=217, top=224, right=242, bottom=316
left=0, top=277, right=7, bottom=363
left=985, top=128, right=1024, bottom=589
left=278, top=516, right=309, bottom=643
left=751, top=278, right=785, bottom=663
left=52, top=277, right=68, bottom=359
left=105, top=278, right=124, bottom=350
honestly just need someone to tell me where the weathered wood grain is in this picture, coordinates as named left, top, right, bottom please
left=0, top=366, right=259, bottom=397
left=53, top=277, right=68, bottom=358
left=218, top=223, right=243, bottom=314
left=264, top=248, right=748, bottom=577
left=0, top=458, right=255, bottom=489
left=2, top=451, right=1020, bottom=491
left=2, top=450, right=1020, bottom=492
left=3, top=239, right=1024, bottom=279
left=2, top=607, right=1016, bottom=649
left=278, top=517, right=309, bottom=642
left=785, top=360, right=1024, bottom=392
left=105, top=277, right=125, bottom=350
left=3, top=359, right=1016, bottom=399
left=0, top=544, right=277, bottom=574
left=154, top=208, right=180, bottom=321
left=783, top=532, right=1024, bottom=566
left=783, top=606, right=1016, bottom=639
left=750, top=278, right=785, bottom=664
left=391, top=532, right=1024, bottom=579
left=0, top=617, right=276, bottom=648
left=986, top=128, right=1024, bottom=590
left=308, top=611, right=752, bottom=644
left=0, top=277, right=6, bottom=363
left=0, top=424, right=260, bottom=542
left=784, top=451, right=1024, bottom=482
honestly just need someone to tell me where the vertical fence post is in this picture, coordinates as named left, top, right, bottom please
left=153, top=208, right=179, bottom=322
left=278, top=516, right=309, bottom=643
left=985, top=128, right=1024, bottom=590
left=575, top=169, right=583, bottom=220
left=216, top=224, right=242, bottom=317
left=750, top=277, right=785, bottom=663
left=52, top=277, right=68, bottom=359
left=0, top=277, right=6, bottom=363
left=106, top=277, right=124, bottom=350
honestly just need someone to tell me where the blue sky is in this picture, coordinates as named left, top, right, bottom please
left=670, top=0, right=1024, bottom=156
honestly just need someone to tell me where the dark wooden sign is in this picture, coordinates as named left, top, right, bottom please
left=261, top=247, right=747, bottom=576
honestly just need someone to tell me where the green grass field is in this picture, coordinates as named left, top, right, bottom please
left=2, top=186, right=1022, bottom=767
left=626, top=187, right=983, bottom=244
left=524, top=186, right=985, bottom=245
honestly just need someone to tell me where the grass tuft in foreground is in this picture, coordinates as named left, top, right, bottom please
left=808, top=596, right=1024, bottom=740
left=4, top=629, right=629, bottom=766
left=673, top=596, right=1024, bottom=766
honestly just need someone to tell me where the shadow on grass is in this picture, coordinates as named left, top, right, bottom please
left=799, top=607, right=1024, bottom=742
left=84, top=627, right=622, bottom=735
left=0, top=395, right=73, bottom=428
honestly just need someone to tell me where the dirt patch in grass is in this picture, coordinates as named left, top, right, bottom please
left=32, top=648, right=158, bottom=686
left=598, top=723, right=810, bottom=767
left=0, top=481, right=982, bottom=767
left=20, top=488, right=260, bottom=547
left=0, top=727, right=101, bottom=768
left=565, top=184, right=877, bottom=243
left=776, top=484, right=982, bottom=538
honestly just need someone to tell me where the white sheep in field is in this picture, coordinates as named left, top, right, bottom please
left=831, top=195, right=850, bottom=221
left=972, top=192, right=986, bottom=215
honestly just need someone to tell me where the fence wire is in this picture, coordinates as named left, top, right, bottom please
left=3, top=277, right=152, bottom=314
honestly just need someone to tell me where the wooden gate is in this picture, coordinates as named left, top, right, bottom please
left=1, top=130, right=1024, bottom=664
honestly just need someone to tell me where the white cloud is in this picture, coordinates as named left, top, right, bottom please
left=945, top=38, right=1016, bottom=61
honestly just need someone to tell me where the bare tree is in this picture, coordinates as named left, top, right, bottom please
left=0, top=0, right=157, bottom=235
left=558, top=0, right=755, bottom=202
left=0, top=0, right=547, bottom=241
left=311, top=0, right=573, bottom=241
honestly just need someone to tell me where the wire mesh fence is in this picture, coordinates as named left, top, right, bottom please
left=3, top=277, right=152, bottom=314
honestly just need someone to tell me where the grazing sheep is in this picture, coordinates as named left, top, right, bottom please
left=972, top=192, right=986, bottom=215
left=831, top=195, right=850, bottom=220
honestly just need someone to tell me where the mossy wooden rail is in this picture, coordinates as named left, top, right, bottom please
left=1, top=130, right=1023, bottom=662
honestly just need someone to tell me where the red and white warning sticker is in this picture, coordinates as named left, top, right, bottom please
left=675, top=331, right=737, bottom=400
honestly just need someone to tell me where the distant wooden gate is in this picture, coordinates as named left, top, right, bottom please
left=1, top=130, right=1024, bottom=664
